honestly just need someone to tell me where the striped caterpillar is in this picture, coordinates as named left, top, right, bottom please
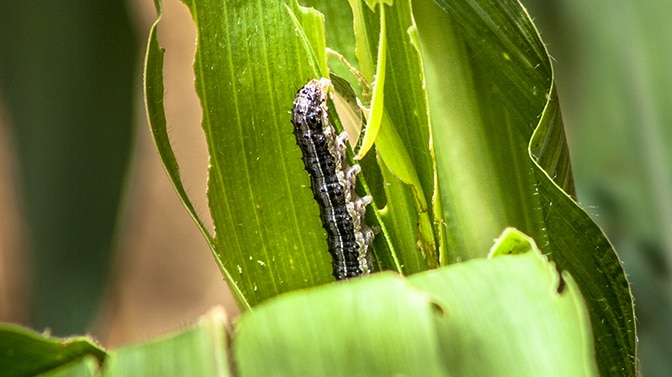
left=291, top=78, right=374, bottom=280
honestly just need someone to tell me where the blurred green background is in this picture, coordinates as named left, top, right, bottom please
left=0, top=1, right=137, bottom=334
left=525, top=1, right=672, bottom=376
left=0, top=1, right=669, bottom=376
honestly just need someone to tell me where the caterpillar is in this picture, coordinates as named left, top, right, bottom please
left=291, top=78, right=374, bottom=280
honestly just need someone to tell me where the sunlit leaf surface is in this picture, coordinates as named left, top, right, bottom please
left=145, top=1, right=635, bottom=375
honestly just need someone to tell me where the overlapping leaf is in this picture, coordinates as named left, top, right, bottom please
left=145, top=0, right=635, bottom=375
left=234, top=229, right=598, bottom=377
left=411, top=1, right=635, bottom=375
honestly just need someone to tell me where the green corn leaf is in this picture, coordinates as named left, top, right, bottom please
left=413, top=1, right=635, bottom=375
left=144, top=0, right=635, bottom=375
left=0, top=323, right=106, bottom=377
left=233, top=228, right=598, bottom=377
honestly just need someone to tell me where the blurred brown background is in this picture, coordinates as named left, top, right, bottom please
left=0, top=1, right=669, bottom=376
left=0, top=0, right=238, bottom=347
